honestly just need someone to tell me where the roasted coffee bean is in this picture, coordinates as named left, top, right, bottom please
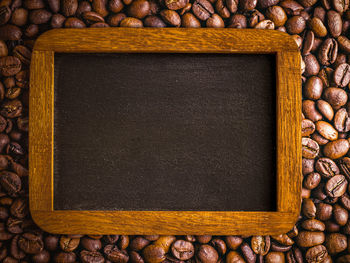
left=59, top=236, right=80, bottom=252
left=302, top=119, right=315, bottom=136
left=228, top=14, right=247, bottom=28
left=0, top=171, right=20, bottom=196
left=305, top=245, right=328, bottom=263
left=54, top=252, right=76, bottom=263
left=128, top=0, right=150, bottom=19
left=104, top=244, right=129, bottom=263
left=325, top=233, right=347, bottom=254
left=196, top=244, right=218, bottom=263
left=327, top=10, right=342, bottom=37
left=81, top=237, right=101, bottom=252
left=302, top=137, right=320, bottom=158
left=266, top=6, right=287, bottom=27
left=318, top=38, right=338, bottom=66
left=251, top=236, right=270, bottom=256
left=0, top=57, right=21, bottom=77
left=18, top=233, right=43, bottom=254
left=0, top=6, right=11, bottom=26
left=332, top=0, right=349, bottom=13
left=165, top=0, right=188, bottom=10
left=303, top=198, right=317, bottom=218
left=325, top=174, right=347, bottom=197
left=80, top=250, right=104, bottom=263
left=226, top=0, right=238, bottom=13
left=286, top=15, right=306, bottom=34
left=192, top=0, right=214, bottom=21
left=181, top=13, right=201, bottom=27
left=333, top=204, right=348, bottom=226
left=304, top=76, right=323, bottom=99
left=323, top=139, right=350, bottom=159
left=265, top=252, right=285, bottom=263
left=302, top=219, right=326, bottom=231
left=143, top=244, right=165, bottom=263
left=29, top=9, right=52, bottom=24
left=107, top=13, right=126, bottom=27
left=304, top=54, right=320, bottom=76
left=0, top=25, right=21, bottom=41
left=64, top=17, right=86, bottom=28
left=225, top=251, right=245, bottom=263
left=296, top=231, right=325, bottom=247
left=92, top=0, right=109, bottom=17
left=207, top=14, right=225, bottom=27
left=323, top=87, right=348, bottom=110
left=304, top=172, right=321, bottom=190
left=171, top=240, right=194, bottom=260
left=334, top=63, right=350, bottom=87
left=316, top=121, right=338, bottom=141
left=317, top=100, right=334, bottom=121
left=160, top=10, right=181, bottom=26
left=315, top=157, right=339, bottom=178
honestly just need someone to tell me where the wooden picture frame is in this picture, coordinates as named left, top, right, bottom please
left=29, top=28, right=301, bottom=235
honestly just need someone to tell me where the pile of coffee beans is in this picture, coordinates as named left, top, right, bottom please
left=2, top=0, right=350, bottom=262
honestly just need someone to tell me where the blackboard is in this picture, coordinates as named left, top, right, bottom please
left=53, top=53, right=276, bottom=211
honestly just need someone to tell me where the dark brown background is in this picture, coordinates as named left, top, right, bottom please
left=53, top=53, right=276, bottom=211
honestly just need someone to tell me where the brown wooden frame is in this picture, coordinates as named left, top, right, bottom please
left=29, top=28, right=301, bottom=235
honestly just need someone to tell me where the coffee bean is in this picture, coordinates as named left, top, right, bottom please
left=316, top=121, right=338, bottom=141
left=323, top=87, right=348, bottom=110
left=251, top=236, right=270, bottom=256
left=226, top=0, right=238, bottom=13
left=59, top=236, right=80, bottom=252
left=265, top=252, right=285, bottom=263
left=226, top=251, right=245, bottom=263
left=296, top=231, right=325, bottom=247
left=327, top=10, right=342, bottom=38
left=318, top=38, right=338, bottom=66
left=128, top=0, right=150, bottom=19
left=80, top=250, right=104, bottom=263
left=54, top=252, right=76, bottom=263
left=334, top=63, right=350, bottom=87
left=29, top=9, right=52, bottom=24
left=303, top=198, right=317, bottom=218
left=0, top=171, right=20, bottom=196
left=302, top=219, right=326, bottom=231
left=332, top=0, right=349, bottom=13
left=309, top=17, right=327, bottom=37
left=325, top=233, right=347, bottom=254
left=181, top=13, right=201, bottom=27
left=304, top=172, right=321, bottom=190
left=196, top=244, right=218, bottom=263
left=316, top=202, right=333, bottom=220
left=305, top=245, right=328, bottom=263
left=323, top=139, right=350, bottom=159
left=302, top=119, right=315, bottom=136
left=303, top=100, right=323, bottom=121
left=302, top=137, right=320, bottom=158
left=315, top=157, right=339, bottom=178
left=316, top=100, right=334, bottom=121
left=64, top=17, right=86, bottom=28
left=0, top=6, right=11, bottom=26
left=160, top=10, right=181, bottom=26
left=171, top=240, right=194, bottom=260
left=18, top=233, right=43, bottom=254
left=286, top=15, right=306, bottom=34
left=92, top=0, right=109, bottom=17
left=325, top=174, right=347, bottom=197
left=32, top=250, right=50, bottom=263
left=0, top=57, right=21, bottom=78
left=338, top=35, right=350, bottom=54
left=192, top=0, right=214, bottom=21
left=265, top=6, right=287, bottom=27
left=304, top=54, right=320, bottom=76
left=333, top=204, right=348, bottom=226
left=228, top=14, right=247, bottom=28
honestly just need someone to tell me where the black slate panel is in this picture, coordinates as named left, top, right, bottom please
left=53, top=53, right=276, bottom=211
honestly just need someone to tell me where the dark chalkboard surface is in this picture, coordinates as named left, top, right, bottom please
left=53, top=53, right=276, bottom=211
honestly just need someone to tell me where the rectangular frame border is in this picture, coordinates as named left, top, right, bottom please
left=29, top=28, right=301, bottom=235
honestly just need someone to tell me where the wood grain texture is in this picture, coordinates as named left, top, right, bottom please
left=30, top=28, right=301, bottom=234
left=31, top=211, right=298, bottom=235
left=29, top=51, right=54, bottom=211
